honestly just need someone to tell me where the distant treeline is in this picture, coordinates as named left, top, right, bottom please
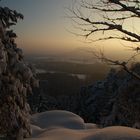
left=35, top=61, right=110, bottom=96
left=35, top=61, right=110, bottom=75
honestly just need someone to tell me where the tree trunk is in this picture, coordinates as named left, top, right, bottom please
left=16, top=128, right=23, bottom=140
left=5, top=128, right=23, bottom=140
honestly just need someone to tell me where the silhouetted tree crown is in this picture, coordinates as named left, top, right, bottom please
left=67, top=0, right=140, bottom=80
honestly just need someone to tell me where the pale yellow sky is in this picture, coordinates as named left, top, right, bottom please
left=3, top=0, right=140, bottom=61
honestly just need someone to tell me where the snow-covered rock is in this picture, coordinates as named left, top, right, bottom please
left=25, top=110, right=140, bottom=140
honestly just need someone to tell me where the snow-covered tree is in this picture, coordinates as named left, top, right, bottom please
left=0, top=5, right=39, bottom=140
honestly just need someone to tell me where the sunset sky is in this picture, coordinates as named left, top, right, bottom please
left=1, top=0, right=139, bottom=60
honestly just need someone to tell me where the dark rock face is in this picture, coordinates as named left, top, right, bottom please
left=0, top=12, right=38, bottom=139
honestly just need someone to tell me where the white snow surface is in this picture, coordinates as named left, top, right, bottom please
left=25, top=110, right=140, bottom=140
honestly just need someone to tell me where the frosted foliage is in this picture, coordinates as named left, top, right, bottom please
left=0, top=14, right=38, bottom=139
left=79, top=66, right=140, bottom=128
left=33, top=66, right=140, bottom=129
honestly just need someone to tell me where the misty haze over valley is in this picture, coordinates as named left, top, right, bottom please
left=1, top=0, right=140, bottom=140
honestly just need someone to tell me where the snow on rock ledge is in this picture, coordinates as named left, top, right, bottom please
left=30, top=110, right=86, bottom=130
left=26, top=110, right=140, bottom=140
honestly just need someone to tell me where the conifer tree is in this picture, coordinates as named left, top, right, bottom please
left=0, top=4, right=38, bottom=140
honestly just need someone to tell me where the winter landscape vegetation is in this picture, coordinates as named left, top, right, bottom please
left=1, top=0, right=140, bottom=140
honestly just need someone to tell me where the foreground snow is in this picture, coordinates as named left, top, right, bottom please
left=25, top=110, right=140, bottom=140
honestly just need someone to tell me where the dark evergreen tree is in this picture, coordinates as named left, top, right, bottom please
left=0, top=4, right=39, bottom=140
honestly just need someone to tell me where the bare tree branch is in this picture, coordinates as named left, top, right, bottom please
left=67, top=0, right=140, bottom=43
left=109, top=0, right=140, bottom=16
left=89, top=36, right=139, bottom=42
left=67, top=0, right=140, bottom=80
left=91, top=50, right=140, bottom=80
